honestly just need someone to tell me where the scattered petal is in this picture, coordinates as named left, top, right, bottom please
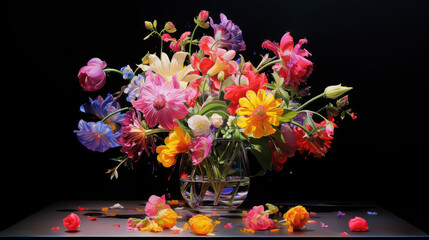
left=112, top=224, right=121, bottom=228
left=212, top=212, right=217, bottom=216
left=136, top=208, right=143, bottom=212
left=240, top=227, right=255, bottom=234
left=341, top=232, right=349, bottom=236
left=87, top=216, right=97, bottom=221
left=127, top=209, right=134, bottom=212
left=337, top=211, right=346, bottom=218
left=78, top=206, right=85, bottom=211
left=218, top=217, right=229, bottom=220
left=270, top=228, right=280, bottom=232
left=224, top=223, right=232, bottom=229
left=321, top=222, right=328, bottom=228
left=367, top=211, right=378, bottom=215
left=110, top=203, right=124, bottom=209
left=309, top=212, right=317, bottom=216
left=207, top=233, right=216, bottom=236
left=183, top=223, right=189, bottom=232
left=308, top=220, right=317, bottom=224
left=109, top=212, right=117, bottom=217
left=51, top=226, right=60, bottom=230
left=172, top=229, right=180, bottom=234
left=102, top=207, right=109, bottom=212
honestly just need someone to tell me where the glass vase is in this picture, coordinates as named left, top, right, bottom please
left=179, top=139, right=250, bottom=211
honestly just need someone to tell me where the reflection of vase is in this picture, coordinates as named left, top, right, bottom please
left=179, top=139, right=250, bottom=211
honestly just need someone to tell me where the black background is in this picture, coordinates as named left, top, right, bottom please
left=4, top=0, right=428, bottom=234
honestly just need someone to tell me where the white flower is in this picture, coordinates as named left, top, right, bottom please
left=227, top=116, right=235, bottom=127
left=188, top=115, right=211, bottom=136
left=209, top=113, right=223, bottom=128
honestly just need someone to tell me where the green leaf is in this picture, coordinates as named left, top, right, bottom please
left=199, top=103, right=227, bottom=115
left=175, top=119, right=194, bottom=138
left=272, top=71, right=284, bottom=86
left=249, top=138, right=272, bottom=176
left=203, top=109, right=229, bottom=119
left=265, top=203, right=279, bottom=215
left=278, top=109, right=298, bottom=124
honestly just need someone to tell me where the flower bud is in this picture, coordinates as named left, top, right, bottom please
left=145, top=21, right=153, bottom=30
left=197, top=10, right=209, bottom=22
left=324, top=84, right=353, bottom=99
left=217, top=71, right=225, bottom=82
left=336, top=95, right=349, bottom=108
left=164, top=21, right=176, bottom=33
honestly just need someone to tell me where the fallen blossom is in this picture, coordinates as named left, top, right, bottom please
left=112, top=224, right=121, bottom=228
left=367, top=211, right=378, bottom=215
left=51, top=226, right=60, bottom=230
left=321, top=222, right=328, bottom=228
left=136, top=208, right=143, bottom=212
left=337, top=211, right=346, bottom=218
left=341, top=232, right=349, bottom=236
left=87, top=216, right=97, bottom=221
left=224, top=223, right=232, bottom=229
left=110, top=203, right=124, bottom=209
left=240, top=227, right=255, bottom=234
left=172, top=229, right=180, bottom=234
left=78, top=206, right=85, bottom=211
left=109, top=212, right=116, bottom=217
left=102, top=207, right=109, bottom=212
left=63, top=213, right=81, bottom=231
left=308, top=220, right=317, bottom=224
left=349, top=217, right=368, bottom=232
left=212, top=212, right=217, bottom=216
left=270, top=228, right=280, bottom=232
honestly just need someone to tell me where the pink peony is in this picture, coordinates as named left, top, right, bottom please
left=144, top=195, right=171, bottom=217
left=188, top=134, right=213, bottom=165
left=132, top=71, right=188, bottom=130
left=78, top=58, right=107, bottom=91
left=243, top=205, right=274, bottom=230
left=349, top=217, right=368, bottom=232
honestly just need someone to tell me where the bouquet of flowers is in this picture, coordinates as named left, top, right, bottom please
left=75, top=10, right=355, bottom=208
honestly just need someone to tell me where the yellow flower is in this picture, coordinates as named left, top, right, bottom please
left=283, top=205, right=309, bottom=233
left=154, top=208, right=178, bottom=229
left=138, top=217, right=163, bottom=232
left=236, top=89, right=284, bottom=138
left=188, top=215, right=219, bottom=235
left=156, top=126, right=191, bottom=168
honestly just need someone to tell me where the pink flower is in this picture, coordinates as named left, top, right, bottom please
left=262, top=32, right=313, bottom=89
left=78, top=58, right=107, bottom=91
left=144, top=195, right=171, bottom=217
left=188, top=134, right=213, bottom=165
left=243, top=205, right=274, bottom=230
left=132, top=71, right=188, bottom=130
left=63, top=213, right=81, bottom=231
left=198, top=10, right=209, bottom=22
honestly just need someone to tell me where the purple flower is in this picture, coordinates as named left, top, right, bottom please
left=337, top=211, right=346, bottom=218
left=80, top=94, right=125, bottom=132
left=210, top=13, right=246, bottom=51
left=74, top=120, right=121, bottom=152
left=78, top=58, right=107, bottom=91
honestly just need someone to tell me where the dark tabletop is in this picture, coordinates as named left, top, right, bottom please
left=0, top=200, right=427, bottom=238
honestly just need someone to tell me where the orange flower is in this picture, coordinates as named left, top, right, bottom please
left=283, top=205, right=309, bottom=233
left=236, top=89, right=283, bottom=138
left=188, top=215, right=220, bottom=235
left=154, top=208, right=178, bottom=229
left=156, top=126, right=191, bottom=167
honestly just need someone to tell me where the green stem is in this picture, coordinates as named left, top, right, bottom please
left=295, top=93, right=326, bottom=111
left=290, top=120, right=311, bottom=135
left=188, top=24, right=199, bottom=62
left=103, top=68, right=124, bottom=75
left=101, top=107, right=131, bottom=122
left=255, top=59, right=281, bottom=73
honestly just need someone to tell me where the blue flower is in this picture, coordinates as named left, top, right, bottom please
left=120, top=65, right=135, bottom=79
left=74, top=120, right=121, bottom=152
left=80, top=94, right=125, bottom=131
left=124, top=74, right=145, bottom=102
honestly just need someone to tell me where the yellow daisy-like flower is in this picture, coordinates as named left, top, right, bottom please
left=236, top=89, right=284, bottom=138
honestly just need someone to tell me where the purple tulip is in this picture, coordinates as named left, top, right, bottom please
left=78, top=58, right=107, bottom=91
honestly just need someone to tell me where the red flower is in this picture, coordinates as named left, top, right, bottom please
left=294, top=121, right=334, bottom=158
left=63, top=213, right=81, bottom=231
left=268, top=140, right=288, bottom=171
left=262, top=32, right=313, bottom=89
left=223, top=69, right=268, bottom=115
left=349, top=217, right=368, bottom=232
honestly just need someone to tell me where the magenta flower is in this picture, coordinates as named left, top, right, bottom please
left=243, top=205, right=274, bottom=230
left=210, top=13, right=246, bottom=51
left=132, top=71, right=188, bottom=130
left=262, top=32, right=313, bottom=89
left=78, top=58, right=107, bottom=91
left=117, top=109, right=153, bottom=161
left=144, top=194, right=171, bottom=217
left=188, top=134, right=214, bottom=165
